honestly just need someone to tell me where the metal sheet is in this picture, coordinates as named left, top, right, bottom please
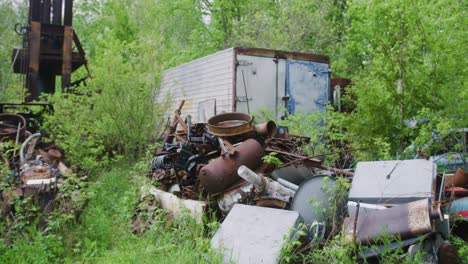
left=348, top=159, right=436, bottom=205
left=158, top=48, right=235, bottom=123
left=211, top=204, right=301, bottom=264
left=235, top=55, right=286, bottom=118
left=286, top=60, right=330, bottom=114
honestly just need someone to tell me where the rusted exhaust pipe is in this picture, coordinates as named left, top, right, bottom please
left=253, top=120, right=277, bottom=138
left=199, top=139, right=264, bottom=194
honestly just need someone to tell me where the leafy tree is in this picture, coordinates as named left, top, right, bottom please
left=334, top=0, right=467, bottom=157
left=0, top=0, right=27, bottom=101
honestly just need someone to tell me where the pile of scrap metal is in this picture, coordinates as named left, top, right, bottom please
left=0, top=113, right=72, bottom=219
left=443, top=167, right=468, bottom=241
left=142, top=102, right=466, bottom=263
left=343, top=159, right=464, bottom=263
left=142, top=101, right=351, bottom=223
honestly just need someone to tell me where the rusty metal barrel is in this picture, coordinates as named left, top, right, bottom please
left=199, top=139, right=264, bottom=194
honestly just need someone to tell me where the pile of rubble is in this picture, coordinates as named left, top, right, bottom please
left=141, top=103, right=467, bottom=263
left=144, top=101, right=347, bottom=215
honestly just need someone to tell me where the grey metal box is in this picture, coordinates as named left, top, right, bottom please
left=211, top=204, right=301, bottom=264
left=348, top=159, right=436, bottom=205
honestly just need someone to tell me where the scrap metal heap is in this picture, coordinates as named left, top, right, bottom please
left=141, top=101, right=468, bottom=263
left=0, top=113, right=74, bottom=220
left=146, top=100, right=346, bottom=217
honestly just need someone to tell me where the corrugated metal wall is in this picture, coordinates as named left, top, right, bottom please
left=158, top=48, right=235, bottom=123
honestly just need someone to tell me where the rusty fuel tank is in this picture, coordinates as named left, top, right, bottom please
left=199, top=139, right=264, bottom=194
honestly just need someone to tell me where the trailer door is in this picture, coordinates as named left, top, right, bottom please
left=285, top=60, right=330, bottom=115
left=235, top=55, right=286, bottom=119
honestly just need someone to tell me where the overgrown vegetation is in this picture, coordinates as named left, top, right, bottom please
left=0, top=0, right=466, bottom=262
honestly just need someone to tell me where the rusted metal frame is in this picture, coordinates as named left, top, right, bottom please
left=319, top=165, right=354, bottom=177
left=174, top=134, right=187, bottom=143
left=61, top=26, right=73, bottom=89
left=26, top=21, right=41, bottom=102
left=265, top=147, right=322, bottom=165
left=63, top=0, right=72, bottom=26
left=164, top=100, right=185, bottom=144
left=175, top=114, right=188, bottom=135
left=52, top=0, right=62, bottom=25
left=30, top=0, right=41, bottom=21
left=61, top=0, right=73, bottom=90
left=232, top=48, right=238, bottom=112
left=41, top=0, right=52, bottom=24
left=72, top=31, right=90, bottom=75
left=266, top=147, right=354, bottom=176
left=280, top=147, right=368, bottom=168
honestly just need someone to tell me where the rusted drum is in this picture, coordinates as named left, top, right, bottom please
left=199, top=139, right=264, bottom=194
left=0, top=114, right=27, bottom=141
left=207, top=112, right=253, bottom=137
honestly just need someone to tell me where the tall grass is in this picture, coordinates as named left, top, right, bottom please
left=1, top=163, right=221, bottom=263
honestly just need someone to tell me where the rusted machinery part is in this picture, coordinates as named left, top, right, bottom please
left=0, top=113, right=27, bottom=141
left=21, top=165, right=52, bottom=184
left=207, top=112, right=254, bottom=137
left=343, top=198, right=439, bottom=244
left=453, top=167, right=468, bottom=187
left=438, top=241, right=460, bottom=264
left=255, top=198, right=288, bottom=209
left=20, top=133, right=41, bottom=163
left=253, top=120, right=277, bottom=138
left=199, top=138, right=264, bottom=194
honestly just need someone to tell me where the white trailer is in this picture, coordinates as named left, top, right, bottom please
left=158, top=47, right=331, bottom=123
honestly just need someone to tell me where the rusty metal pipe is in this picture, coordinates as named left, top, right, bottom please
left=237, top=165, right=295, bottom=201
left=253, top=120, right=277, bottom=138
left=199, top=139, right=264, bottom=194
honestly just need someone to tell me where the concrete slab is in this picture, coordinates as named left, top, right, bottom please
left=211, top=204, right=301, bottom=264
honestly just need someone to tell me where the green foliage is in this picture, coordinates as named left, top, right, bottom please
left=334, top=0, right=467, bottom=157
left=44, top=3, right=165, bottom=169
left=262, top=152, right=283, bottom=168
left=255, top=106, right=351, bottom=164
left=0, top=0, right=27, bottom=102
left=69, top=165, right=221, bottom=263
left=452, top=235, right=468, bottom=264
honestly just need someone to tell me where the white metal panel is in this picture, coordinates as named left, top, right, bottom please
left=158, top=48, right=235, bottom=123
left=235, top=55, right=286, bottom=118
